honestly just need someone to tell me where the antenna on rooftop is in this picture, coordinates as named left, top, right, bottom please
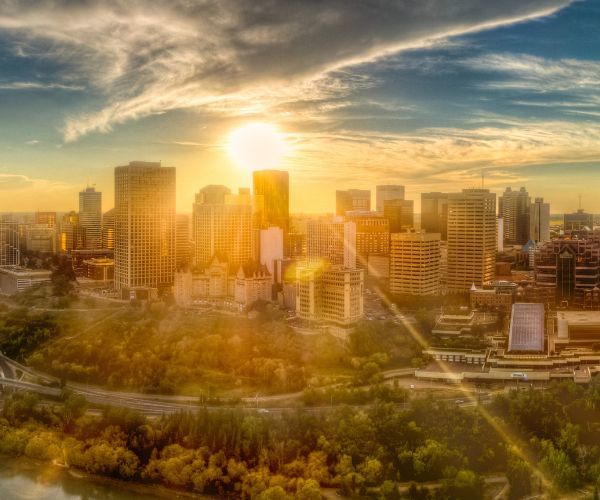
left=481, top=170, right=485, bottom=189
left=578, top=194, right=582, bottom=210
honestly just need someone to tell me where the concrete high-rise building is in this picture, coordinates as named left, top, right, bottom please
left=497, top=217, right=504, bottom=252
left=306, top=217, right=356, bottom=268
left=192, top=185, right=253, bottom=268
left=530, top=197, right=550, bottom=243
left=389, top=231, right=440, bottom=296
left=0, top=221, right=19, bottom=267
left=176, top=214, right=192, bottom=270
left=252, top=170, right=289, bottom=234
left=499, top=187, right=530, bottom=245
left=102, top=209, right=115, bottom=250
left=79, top=186, right=102, bottom=249
left=447, top=189, right=496, bottom=292
left=564, top=209, right=593, bottom=232
left=345, top=213, right=389, bottom=268
left=336, top=189, right=370, bottom=216
left=376, top=185, right=405, bottom=212
left=35, top=212, right=57, bottom=228
left=114, top=161, right=176, bottom=292
left=383, top=199, right=414, bottom=232
left=295, top=263, right=363, bottom=325
left=421, top=192, right=449, bottom=240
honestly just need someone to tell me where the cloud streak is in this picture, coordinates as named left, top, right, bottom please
left=0, top=0, right=572, bottom=141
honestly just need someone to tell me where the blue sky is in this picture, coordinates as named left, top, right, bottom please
left=0, top=0, right=598, bottom=213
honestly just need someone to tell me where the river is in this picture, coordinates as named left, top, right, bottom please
left=0, top=456, right=200, bottom=499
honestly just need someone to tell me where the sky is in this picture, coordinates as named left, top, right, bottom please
left=0, top=0, right=599, bottom=214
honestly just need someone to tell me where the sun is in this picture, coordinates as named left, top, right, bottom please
left=226, top=122, right=287, bottom=171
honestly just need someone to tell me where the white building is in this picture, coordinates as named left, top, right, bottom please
left=79, top=186, right=102, bottom=249
left=295, top=263, right=363, bottom=325
left=259, top=226, right=284, bottom=276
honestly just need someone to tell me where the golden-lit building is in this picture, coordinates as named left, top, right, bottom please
left=389, top=231, right=440, bottom=296
left=114, top=161, right=176, bottom=292
left=306, top=217, right=356, bottom=269
left=102, top=208, right=115, bottom=250
left=383, top=199, right=414, bottom=232
left=345, top=213, right=389, bottom=269
left=447, top=189, right=496, bottom=292
left=58, top=211, right=84, bottom=253
left=192, top=185, right=253, bottom=268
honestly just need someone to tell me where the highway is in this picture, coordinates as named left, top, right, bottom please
left=0, top=350, right=493, bottom=417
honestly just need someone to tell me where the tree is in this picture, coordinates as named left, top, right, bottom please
left=506, top=451, right=531, bottom=499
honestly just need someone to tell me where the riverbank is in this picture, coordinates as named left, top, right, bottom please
left=0, top=455, right=207, bottom=499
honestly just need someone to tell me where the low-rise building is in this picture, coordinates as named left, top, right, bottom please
left=0, top=266, right=52, bottom=295
left=82, top=258, right=114, bottom=282
left=470, top=281, right=517, bottom=310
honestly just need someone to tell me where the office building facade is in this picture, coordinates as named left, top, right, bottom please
left=383, top=199, right=414, bottom=233
left=0, top=222, right=19, bottom=267
left=114, top=161, right=176, bottom=292
left=79, top=186, right=102, bottom=249
left=336, top=189, right=370, bottom=216
left=447, top=189, right=496, bottom=292
left=389, top=231, right=441, bottom=296
left=306, top=217, right=356, bottom=269
left=530, top=197, right=550, bottom=243
left=421, top=192, right=449, bottom=239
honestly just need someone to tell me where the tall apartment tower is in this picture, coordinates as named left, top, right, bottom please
left=0, top=221, right=19, bottom=267
left=389, top=231, right=441, bottom=296
left=530, top=197, right=550, bottom=243
left=58, top=211, right=84, bottom=253
left=383, top=199, right=414, bottom=232
left=252, top=170, right=289, bottom=232
left=114, top=161, right=176, bottom=292
left=192, top=185, right=253, bottom=268
left=447, top=189, right=496, bottom=292
left=79, top=186, right=102, bottom=249
left=336, top=189, right=370, bottom=216
left=421, top=192, right=449, bottom=240
left=306, top=217, right=356, bottom=269
left=499, top=187, right=530, bottom=245
left=376, top=185, right=405, bottom=212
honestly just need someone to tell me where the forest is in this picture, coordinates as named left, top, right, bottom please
left=0, top=304, right=424, bottom=396
left=1, top=378, right=600, bottom=498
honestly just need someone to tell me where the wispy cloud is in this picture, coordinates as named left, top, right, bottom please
left=0, top=0, right=572, bottom=141
left=0, top=81, right=83, bottom=91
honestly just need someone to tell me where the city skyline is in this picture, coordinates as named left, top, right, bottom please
left=0, top=0, right=599, bottom=213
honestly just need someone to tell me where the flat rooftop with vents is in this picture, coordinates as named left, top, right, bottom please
left=508, top=303, right=545, bottom=353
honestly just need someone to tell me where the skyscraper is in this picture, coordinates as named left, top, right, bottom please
left=192, top=185, right=253, bottom=268
left=0, top=221, right=19, bottom=267
left=390, top=231, right=441, bottom=296
left=252, top=170, right=289, bottom=233
left=447, top=189, right=496, bottom=292
left=499, top=187, right=530, bottom=245
left=102, top=209, right=115, bottom=250
left=345, top=213, right=389, bottom=268
left=306, top=217, right=356, bottom=268
left=376, top=185, right=405, bottom=212
left=421, top=192, right=449, bottom=239
left=176, top=214, right=192, bottom=270
left=530, top=197, right=550, bottom=243
left=114, top=161, right=176, bottom=292
left=383, top=199, right=414, bottom=232
left=336, top=189, right=370, bottom=216
left=79, top=186, right=102, bottom=249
